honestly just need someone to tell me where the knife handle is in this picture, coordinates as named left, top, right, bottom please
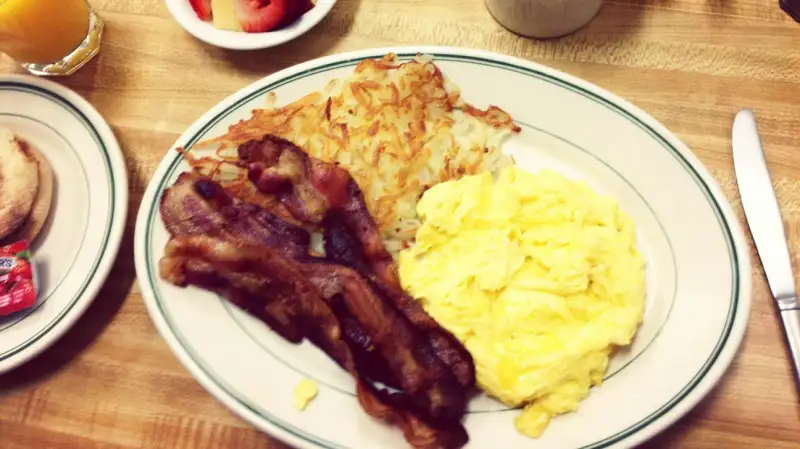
left=780, top=307, right=800, bottom=396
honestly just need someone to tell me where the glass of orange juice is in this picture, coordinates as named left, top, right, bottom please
left=0, top=0, right=103, bottom=76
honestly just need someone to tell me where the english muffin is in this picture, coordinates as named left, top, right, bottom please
left=0, top=128, right=39, bottom=241
left=1, top=140, right=54, bottom=245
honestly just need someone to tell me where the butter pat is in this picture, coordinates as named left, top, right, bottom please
left=293, top=378, right=318, bottom=411
left=211, top=0, right=242, bottom=32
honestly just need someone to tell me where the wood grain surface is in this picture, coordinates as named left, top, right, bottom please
left=1, top=0, right=799, bottom=448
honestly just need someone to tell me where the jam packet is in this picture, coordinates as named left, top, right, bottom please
left=0, top=241, right=37, bottom=317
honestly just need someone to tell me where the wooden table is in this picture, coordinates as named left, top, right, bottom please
left=1, top=0, right=799, bottom=447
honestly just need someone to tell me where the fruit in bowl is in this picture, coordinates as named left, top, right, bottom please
left=189, top=0, right=316, bottom=33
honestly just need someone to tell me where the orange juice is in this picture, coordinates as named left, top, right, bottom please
left=0, top=0, right=90, bottom=64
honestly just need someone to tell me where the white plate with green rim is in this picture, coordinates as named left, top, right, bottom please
left=133, top=47, right=752, bottom=449
left=0, top=75, right=128, bottom=374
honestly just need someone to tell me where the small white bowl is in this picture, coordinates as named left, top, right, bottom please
left=164, top=0, right=338, bottom=50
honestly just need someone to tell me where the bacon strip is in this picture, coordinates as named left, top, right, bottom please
left=300, top=261, right=467, bottom=422
left=237, top=135, right=476, bottom=389
left=157, top=172, right=472, bottom=448
left=160, top=172, right=310, bottom=260
left=238, top=135, right=397, bottom=286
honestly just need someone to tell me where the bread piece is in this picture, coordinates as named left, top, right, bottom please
left=0, top=128, right=39, bottom=240
left=1, top=140, right=54, bottom=245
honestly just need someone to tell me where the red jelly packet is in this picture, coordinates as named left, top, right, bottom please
left=0, top=241, right=37, bottom=317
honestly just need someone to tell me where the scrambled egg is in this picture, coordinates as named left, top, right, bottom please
left=293, top=378, right=318, bottom=411
left=398, top=167, right=646, bottom=437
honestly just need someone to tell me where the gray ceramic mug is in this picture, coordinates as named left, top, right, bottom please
left=486, top=0, right=603, bottom=39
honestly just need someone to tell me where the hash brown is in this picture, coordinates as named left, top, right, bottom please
left=189, top=54, right=521, bottom=256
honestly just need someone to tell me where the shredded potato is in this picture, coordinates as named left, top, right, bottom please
left=184, top=53, right=520, bottom=256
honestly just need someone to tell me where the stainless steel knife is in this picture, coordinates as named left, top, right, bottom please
left=732, top=109, right=800, bottom=394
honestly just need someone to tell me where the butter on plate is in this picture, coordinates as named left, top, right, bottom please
left=293, top=378, right=318, bottom=411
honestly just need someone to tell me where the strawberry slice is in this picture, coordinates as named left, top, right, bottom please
left=189, top=0, right=213, bottom=21
left=231, top=0, right=289, bottom=33
left=279, top=0, right=315, bottom=28
left=279, top=0, right=299, bottom=27
left=299, top=0, right=315, bottom=15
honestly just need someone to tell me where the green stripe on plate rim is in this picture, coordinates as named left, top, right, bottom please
left=144, top=52, right=739, bottom=449
left=0, top=82, right=115, bottom=362
left=0, top=112, right=90, bottom=334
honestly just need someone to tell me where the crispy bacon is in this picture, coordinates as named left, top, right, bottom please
left=157, top=172, right=473, bottom=447
left=160, top=235, right=468, bottom=449
left=163, top=234, right=467, bottom=422
left=301, top=261, right=467, bottom=422
left=237, top=135, right=475, bottom=389
left=357, top=381, right=468, bottom=449
left=160, top=172, right=399, bottom=384
left=159, top=172, right=312, bottom=341
left=160, top=172, right=310, bottom=260
left=238, top=135, right=397, bottom=287
left=160, top=240, right=306, bottom=343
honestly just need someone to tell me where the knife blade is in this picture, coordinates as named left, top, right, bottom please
left=732, top=108, right=800, bottom=395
